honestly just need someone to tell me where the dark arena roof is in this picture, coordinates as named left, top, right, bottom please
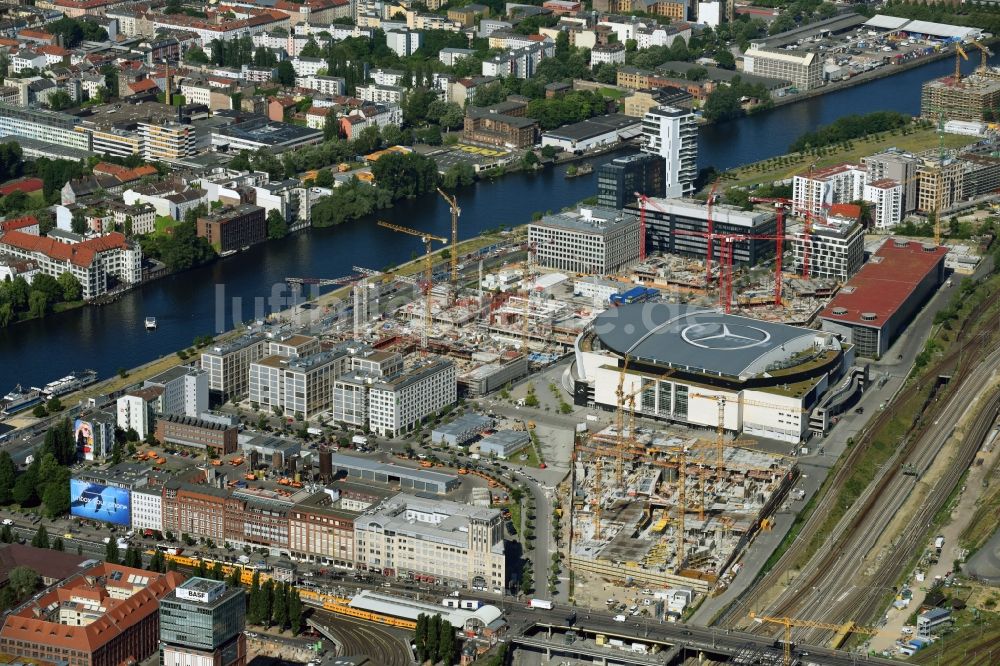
left=592, top=303, right=828, bottom=379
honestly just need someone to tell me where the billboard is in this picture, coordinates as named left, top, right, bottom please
left=70, top=479, right=131, bottom=526
left=74, top=419, right=95, bottom=461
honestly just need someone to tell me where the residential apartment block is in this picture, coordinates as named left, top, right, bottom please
left=641, top=105, right=696, bottom=198
left=744, top=44, right=822, bottom=91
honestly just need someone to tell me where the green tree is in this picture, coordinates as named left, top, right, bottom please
left=58, top=272, right=82, bottom=302
left=124, top=545, right=142, bottom=568
left=12, top=461, right=38, bottom=505
left=266, top=209, right=289, bottom=240
left=272, top=581, right=288, bottom=630
left=105, top=538, right=120, bottom=564
left=248, top=571, right=262, bottom=624
left=323, top=111, right=339, bottom=141
left=426, top=613, right=441, bottom=662
left=8, top=567, right=38, bottom=599
left=0, top=452, right=16, bottom=505
left=439, top=619, right=455, bottom=665
left=227, top=564, right=241, bottom=587
left=28, top=290, right=48, bottom=318
left=197, top=559, right=207, bottom=577
left=0, top=525, right=12, bottom=543
left=274, top=60, right=295, bottom=86
left=46, top=396, right=62, bottom=413
left=288, top=588, right=303, bottom=634
left=262, top=579, right=275, bottom=626
left=31, top=525, right=50, bottom=549
left=52, top=537, right=64, bottom=551
left=414, top=614, right=428, bottom=662
left=46, top=90, right=73, bottom=111
left=212, top=560, right=224, bottom=581
left=42, top=480, right=70, bottom=518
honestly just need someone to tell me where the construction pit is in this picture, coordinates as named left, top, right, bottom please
left=570, top=425, right=798, bottom=597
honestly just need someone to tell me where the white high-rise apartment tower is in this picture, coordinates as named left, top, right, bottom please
left=641, top=105, right=697, bottom=199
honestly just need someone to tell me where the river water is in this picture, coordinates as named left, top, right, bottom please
left=0, top=54, right=976, bottom=388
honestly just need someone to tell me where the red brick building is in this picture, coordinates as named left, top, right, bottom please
left=196, top=204, right=266, bottom=254
left=155, top=415, right=238, bottom=454
left=0, top=563, right=183, bottom=666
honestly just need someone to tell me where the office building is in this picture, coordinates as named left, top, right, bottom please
left=155, top=415, right=239, bottom=454
left=144, top=366, right=208, bottom=417
left=744, top=45, right=823, bottom=90
left=332, top=348, right=404, bottom=427
left=791, top=205, right=865, bottom=281
left=0, top=103, right=91, bottom=152
left=528, top=207, right=640, bottom=274
left=160, top=578, right=246, bottom=666
left=162, top=480, right=229, bottom=544
left=196, top=205, right=267, bottom=254
left=641, top=106, right=696, bottom=198
left=288, top=490, right=360, bottom=568
left=249, top=352, right=340, bottom=419
left=267, top=334, right=322, bottom=359
left=138, top=121, right=196, bottom=161
left=354, top=495, right=506, bottom=591
left=0, top=563, right=183, bottom=666
left=596, top=153, right=665, bottom=210
left=201, top=335, right=266, bottom=401
left=367, top=359, right=457, bottom=438
left=225, top=489, right=296, bottom=552
left=625, top=197, right=776, bottom=265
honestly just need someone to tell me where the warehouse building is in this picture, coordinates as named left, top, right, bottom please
left=819, top=239, right=948, bottom=358
left=540, top=113, right=642, bottom=152
left=574, top=303, right=853, bottom=442
left=431, top=413, right=495, bottom=447
left=329, top=453, right=460, bottom=494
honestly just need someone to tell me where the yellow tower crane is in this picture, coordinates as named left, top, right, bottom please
left=970, top=39, right=993, bottom=72
left=955, top=43, right=969, bottom=82
left=436, top=188, right=460, bottom=290
left=749, top=613, right=879, bottom=666
left=377, top=221, right=447, bottom=349
left=690, top=393, right=805, bottom=478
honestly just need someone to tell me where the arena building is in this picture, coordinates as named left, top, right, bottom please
left=573, top=303, right=853, bottom=442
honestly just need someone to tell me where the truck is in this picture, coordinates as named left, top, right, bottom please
left=528, top=598, right=553, bottom=610
left=934, top=535, right=945, bottom=550
left=460, top=600, right=482, bottom=610
left=352, top=435, right=368, bottom=446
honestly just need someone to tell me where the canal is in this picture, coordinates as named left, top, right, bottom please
left=0, top=55, right=978, bottom=388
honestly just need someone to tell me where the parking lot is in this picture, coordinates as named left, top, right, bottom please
left=429, top=142, right=513, bottom=171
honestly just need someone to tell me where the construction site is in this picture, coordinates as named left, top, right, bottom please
left=569, top=421, right=797, bottom=598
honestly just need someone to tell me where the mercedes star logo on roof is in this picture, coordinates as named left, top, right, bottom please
left=681, top=322, right=772, bottom=350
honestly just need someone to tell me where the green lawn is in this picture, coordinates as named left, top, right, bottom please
left=710, top=127, right=978, bottom=193
left=155, top=216, right=180, bottom=235
left=597, top=87, right=627, bottom=99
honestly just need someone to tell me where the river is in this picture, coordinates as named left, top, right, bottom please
left=0, top=54, right=979, bottom=388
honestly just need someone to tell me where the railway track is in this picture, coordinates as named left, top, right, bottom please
left=717, top=281, right=1000, bottom=629
left=311, top=610, right=412, bottom=666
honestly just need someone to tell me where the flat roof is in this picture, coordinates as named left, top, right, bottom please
left=819, top=238, right=948, bottom=327
left=593, top=303, right=822, bottom=378
left=330, top=452, right=458, bottom=486
left=216, top=116, right=322, bottom=146
left=542, top=113, right=640, bottom=141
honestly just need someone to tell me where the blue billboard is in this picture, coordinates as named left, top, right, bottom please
left=70, top=479, right=131, bottom=527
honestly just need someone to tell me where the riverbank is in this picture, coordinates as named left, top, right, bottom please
left=706, top=124, right=976, bottom=193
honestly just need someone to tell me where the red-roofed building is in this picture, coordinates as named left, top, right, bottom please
left=819, top=238, right=948, bottom=357
left=0, top=562, right=183, bottom=666
left=0, top=178, right=44, bottom=198
left=93, top=162, right=158, bottom=185
left=0, top=231, right=142, bottom=300
left=16, top=28, right=56, bottom=45
left=0, top=215, right=41, bottom=236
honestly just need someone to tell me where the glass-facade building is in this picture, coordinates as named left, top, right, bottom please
left=596, top=153, right=665, bottom=210
left=160, top=577, right=246, bottom=666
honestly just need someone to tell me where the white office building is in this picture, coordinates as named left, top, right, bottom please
left=367, top=359, right=457, bottom=438
left=116, top=391, right=156, bottom=439
left=200, top=335, right=265, bottom=401
left=0, top=103, right=90, bottom=151
left=527, top=206, right=640, bottom=274
left=248, top=352, right=340, bottom=419
left=354, top=494, right=506, bottom=591
left=641, top=105, right=697, bottom=198
left=144, top=366, right=208, bottom=418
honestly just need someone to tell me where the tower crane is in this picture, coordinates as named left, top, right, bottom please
left=970, top=39, right=993, bottom=72
left=690, top=392, right=806, bottom=477
left=954, top=43, right=969, bottom=83
left=706, top=179, right=721, bottom=285
left=436, top=188, right=461, bottom=290
left=749, top=613, right=878, bottom=666
left=377, top=221, right=447, bottom=349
